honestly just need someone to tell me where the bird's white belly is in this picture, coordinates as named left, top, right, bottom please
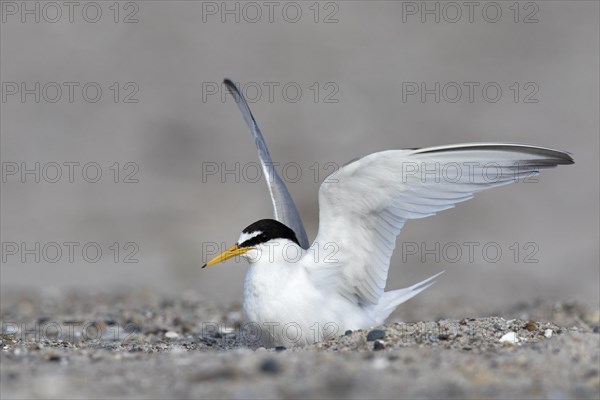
left=242, top=264, right=370, bottom=347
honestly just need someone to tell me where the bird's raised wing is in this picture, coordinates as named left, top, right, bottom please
left=224, top=79, right=310, bottom=249
left=308, top=143, right=573, bottom=306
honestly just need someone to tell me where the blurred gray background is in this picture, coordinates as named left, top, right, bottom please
left=1, top=1, right=598, bottom=317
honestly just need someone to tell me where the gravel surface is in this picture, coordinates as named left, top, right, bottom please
left=1, top=290, right=599, bottom=399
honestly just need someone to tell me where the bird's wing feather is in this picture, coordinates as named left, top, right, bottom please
left=224, top=79, right=310, bottom=249
left=306, top=143, right=573, bottom=306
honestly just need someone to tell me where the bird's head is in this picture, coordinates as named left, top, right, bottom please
left=202, top=219, right=301, bottom=268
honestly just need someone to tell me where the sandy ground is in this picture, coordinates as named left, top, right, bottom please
left=1, top=290, right=598, bottom=399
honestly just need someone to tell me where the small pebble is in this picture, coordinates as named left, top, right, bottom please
left=367, top=329, right=385, bottom=341
left=526, top=321, right=537, bottom=331
left=164, top=331, right=179, bottom=339
left=344, top=330, right=352, bottom=336
left=544, top=329, right=553, bottom=338
left=260, top=358, right=282, bottom=374
left=274, top=346, right=286, bottom=352
left=516, top=355, right=528, bottom=366
left=373, top=340, right=385, bottom=351
left=372, top=357, right=389, bottom=369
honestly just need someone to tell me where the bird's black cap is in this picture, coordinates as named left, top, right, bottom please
left=239, top=219, right=300, bottom=248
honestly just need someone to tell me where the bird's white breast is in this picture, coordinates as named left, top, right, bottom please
left=241, top=251, right=374, bottom=347
left=242, top=260, right=319, bottom=347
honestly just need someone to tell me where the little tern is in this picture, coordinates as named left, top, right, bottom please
left=203, top=78, right=574, bottom=347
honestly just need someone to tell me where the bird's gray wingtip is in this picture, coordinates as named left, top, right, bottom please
left=413, top=143, right=575, bottom=166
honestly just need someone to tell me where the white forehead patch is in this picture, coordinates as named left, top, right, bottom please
left=237, top=230, right=263, bottom=244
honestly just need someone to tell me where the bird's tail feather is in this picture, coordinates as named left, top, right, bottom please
left=371, top=271, right=444, bottom=322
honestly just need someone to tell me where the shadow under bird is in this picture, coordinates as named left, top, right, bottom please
left=203, top=78, right=574, bottom=347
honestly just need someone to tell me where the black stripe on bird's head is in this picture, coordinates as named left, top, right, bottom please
left=238, top=219, right=300, bottom=248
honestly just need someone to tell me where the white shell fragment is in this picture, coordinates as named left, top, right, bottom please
left=544, top=329, right=553, bottom=338
left=499, top=332, right=519, bottom=344
left=165, top=331, right=179, bottom=339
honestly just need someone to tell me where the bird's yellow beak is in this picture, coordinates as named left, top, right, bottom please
left=202, top=244, right=251, bottom=268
